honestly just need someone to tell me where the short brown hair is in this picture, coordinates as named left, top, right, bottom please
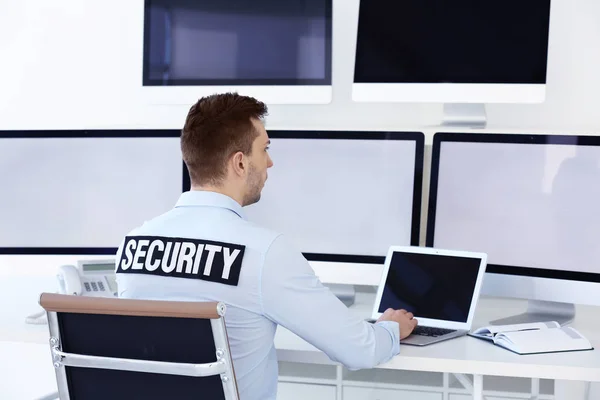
left=181, top=92, right=268, bottom=186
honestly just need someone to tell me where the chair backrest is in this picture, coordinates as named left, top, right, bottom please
left=40, top=293, right=239, bottom=400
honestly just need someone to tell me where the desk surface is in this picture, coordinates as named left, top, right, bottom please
left=0, top=341, right=57, bottom=400
left=274, top=292, right=600, bottom=382
left=2, top=272, right=600, bottom=400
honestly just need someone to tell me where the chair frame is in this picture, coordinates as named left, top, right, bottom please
left=40, top=293, right=239, bottom=400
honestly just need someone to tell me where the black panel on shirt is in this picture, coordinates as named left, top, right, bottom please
left=116, top=235, right=245, bottom=287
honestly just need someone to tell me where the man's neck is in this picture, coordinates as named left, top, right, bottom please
left=190, top=185, right=244, bottom=206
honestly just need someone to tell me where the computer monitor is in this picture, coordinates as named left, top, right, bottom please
left=245, top=130, right=424, bottom=264
left=0, top=130, right=188, bottom=255
left=352, top=0, right=552, bottom=104
left=142, top=0, right=332, bottom=105
left=427, top=132, right=600, bottom=325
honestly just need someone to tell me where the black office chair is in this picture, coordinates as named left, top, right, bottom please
left=39, top=293, right=239, bottom=400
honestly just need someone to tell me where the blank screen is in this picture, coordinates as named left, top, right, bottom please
left=354, top=0, right=551, bottom=84
left=378, top=252, right=481, bottom=322
left=144, top=0, right=331, bottom=86
left=432, top=139, right=600, bottom=275
left=0, top=137, right=184, bottom=250
left=244, top=136, right=420, bottom=258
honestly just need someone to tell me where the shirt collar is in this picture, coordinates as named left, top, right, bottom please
left=174, top=190, right=246, bottom=220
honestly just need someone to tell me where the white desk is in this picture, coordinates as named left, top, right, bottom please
left=1, top=273, right=599, bottom=400
left=276, top=293, right=600, bottom=381
left=0, top=341, right=57, bottom=400
left=275, top=293, right=600, bottom=400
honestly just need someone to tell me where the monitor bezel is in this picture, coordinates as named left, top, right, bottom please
left=426, top=131, right=600, bottom=284
left=266, top=130, right=425, bottom=265
left=351, top=0, right=551, bottom=104
left=0, top=130, right=424, bottom=264
left=141, top=0, right=333, bottom=87
left=0, top=129, right=189, bottom=256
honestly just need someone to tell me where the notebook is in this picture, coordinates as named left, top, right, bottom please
left=372, top=246, right=488, bottom=346
left=469, top=321, right=594, bottom=355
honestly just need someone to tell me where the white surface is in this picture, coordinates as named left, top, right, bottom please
left=309, top=262, right=383, bottom=286
left=352, top=83, right=546, bottom=104
left=448, top=396, right=517, bottom=400
left=343, top=386, right=442, bottom=400
left=0, top=137, right=182, bottom=249
left=481, top=273, right=600, bottom=311
left=2, top=0, right=600, bottom=132
left=431, top=140, right=600, bottom=306
left=244, top=138, right=418, bottom=257
left=0, top=341, right=56, bottom=400
left=278, top=382, right=337, bottom=400
left=142, top=85, right=333, bottom=106
left=371, top=246, right=487, bottom=331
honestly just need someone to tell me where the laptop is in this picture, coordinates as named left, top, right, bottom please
left=372, top=246, right=487, bottom=346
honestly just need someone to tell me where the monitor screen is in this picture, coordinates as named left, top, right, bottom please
left=354, top=0, right=551, bottom=85
left=0, top=131, right=187, bottom=254
left=244, top=131, right=424, bottom=262
left=377, top=251, right=482, bottom=322
left=427, top=133, right=600, bottom=283
left=143, top=0, right=332, bottom=86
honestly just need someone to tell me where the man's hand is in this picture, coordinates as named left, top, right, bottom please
left=377, top=308, right=418, bottom=340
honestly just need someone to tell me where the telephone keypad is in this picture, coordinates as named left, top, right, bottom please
left=84, top=282, right=92, bottom=292
left=91, top=282, right=98, bottom=292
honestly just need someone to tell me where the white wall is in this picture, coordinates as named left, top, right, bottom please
left=1, top=0, right=600, bottom=135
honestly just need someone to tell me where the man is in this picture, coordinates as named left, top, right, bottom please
left=115, top=92, right=417, bottom=400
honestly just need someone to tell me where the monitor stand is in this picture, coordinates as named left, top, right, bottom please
left=325, top=283, right=356, bottom=307
left=441, top=103, right=487, bottom=129
left=489, top=300, right=575, bottom=326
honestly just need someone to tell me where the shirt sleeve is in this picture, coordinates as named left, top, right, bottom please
left=260, top=235, right=400, bottom=370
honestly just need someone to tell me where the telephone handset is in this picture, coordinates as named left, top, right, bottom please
left=57, top=265, right=83, bottom=295
left=26, top=259, right=118, bottom=325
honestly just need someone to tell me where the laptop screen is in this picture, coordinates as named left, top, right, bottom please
left=378, top=251, right=482, bottom=323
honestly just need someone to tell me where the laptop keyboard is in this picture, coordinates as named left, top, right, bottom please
left=412, top=326, right=457, bottom=337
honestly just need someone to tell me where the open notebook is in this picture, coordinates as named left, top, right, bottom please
left=469, top=322, right=594, bottom=355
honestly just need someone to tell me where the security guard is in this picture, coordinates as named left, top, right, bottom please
left=115, top=93, right=418, bottom=400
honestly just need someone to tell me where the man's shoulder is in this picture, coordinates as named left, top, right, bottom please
left=119, top=215, right=284, bottom=253
left=239, top=219, right=283, bottom=243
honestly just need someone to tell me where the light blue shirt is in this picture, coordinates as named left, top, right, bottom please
left=115, top=191, right=400, bottom=400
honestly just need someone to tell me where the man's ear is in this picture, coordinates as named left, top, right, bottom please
left=231, top=151, right=246, bottom=177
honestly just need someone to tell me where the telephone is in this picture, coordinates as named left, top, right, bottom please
left=57, top=260, right=118, bottom=297
left=26, top=259, right=118, bottom=325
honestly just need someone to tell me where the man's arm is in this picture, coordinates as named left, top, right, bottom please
left=260, top=235, right=401, bottom=370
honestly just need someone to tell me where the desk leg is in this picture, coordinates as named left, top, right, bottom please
left=336, top=365, right=343, bottom=400
left=531, top=378, right=540, bottom=400
left=555, top=380, right=587, bottom=400
left=453, top=373, right=487, bottom=400
left=473, top=374, right=483, bottom=400
left=443, top=373, right=449, bottom=400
